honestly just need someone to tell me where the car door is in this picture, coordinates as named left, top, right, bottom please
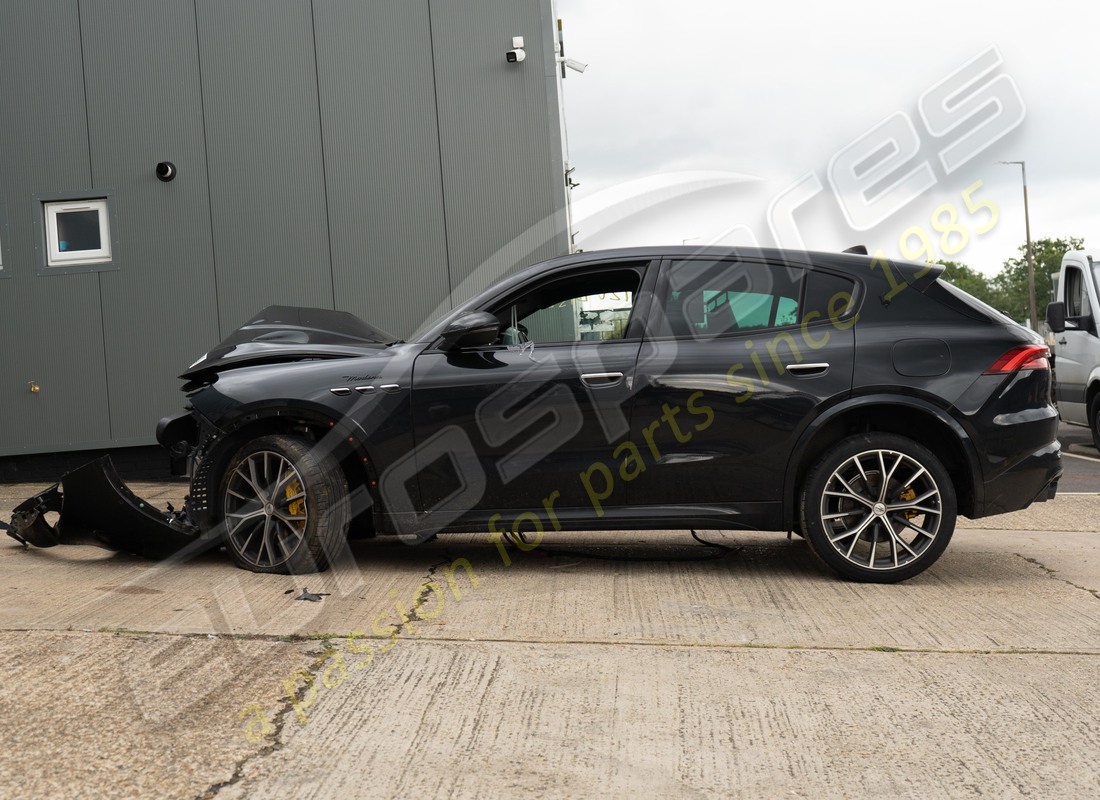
left=625, top=256, right=856, bottom=518
left=409, top=260, right=655, bottom=525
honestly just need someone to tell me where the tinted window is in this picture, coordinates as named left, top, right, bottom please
left=804, top=270, right=857, bottom=320
left=490, top=268, right=642, bottom=345
left=659, top=259, right=802, bottom=338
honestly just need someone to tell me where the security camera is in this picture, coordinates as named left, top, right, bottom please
left=556, top=56, right=587, bottom=73
left=506, top=48, right=526, bottom=63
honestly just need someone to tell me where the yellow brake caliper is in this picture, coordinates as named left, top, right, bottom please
left=285, top=476, right=305, bottom=525
left=898, top=486, right=917, bottom=520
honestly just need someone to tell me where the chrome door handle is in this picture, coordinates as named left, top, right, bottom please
left=580, top=372, right=624, bottom=387
left=786, top=362, right=829, bottom=376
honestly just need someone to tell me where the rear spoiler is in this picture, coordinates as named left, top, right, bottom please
left=832, top=247, right=944, bottom=292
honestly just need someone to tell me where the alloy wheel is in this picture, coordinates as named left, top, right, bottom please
left=818, top=448, right=943, bottom=571
left=223, top=450, right=308, bottom=569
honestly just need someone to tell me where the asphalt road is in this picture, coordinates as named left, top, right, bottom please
left=1058, top=420, right=1100, bottom=492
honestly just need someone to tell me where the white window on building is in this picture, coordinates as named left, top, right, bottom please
left=44, top=198, right=112, bottom=267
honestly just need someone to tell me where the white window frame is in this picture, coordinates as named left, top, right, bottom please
left=44, top=198, right=112, bottom=267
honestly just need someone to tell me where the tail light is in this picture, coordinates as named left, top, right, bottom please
left=983, top=345, right=1050, bottom=375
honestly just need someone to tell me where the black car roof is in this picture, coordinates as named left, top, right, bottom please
left=515, top=245, right=943, bottom=284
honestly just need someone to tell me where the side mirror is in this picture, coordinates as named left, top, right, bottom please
left=1046, top=301, right=1065, bottom=334
left=438, top=311, right=500, bottom=351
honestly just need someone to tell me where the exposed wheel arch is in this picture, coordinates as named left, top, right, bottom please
left=189, top=406, right=379, bottom=535
left=1089, top=393, right=1100, bottom=452
left=1085, top=374, right=1100, bottom=409
left=784, top=397, right=979, bottom=529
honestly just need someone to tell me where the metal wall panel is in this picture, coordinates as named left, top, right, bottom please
left=428, top=0, right=569, bottom=306
left=0, top=0, right=112, bottom=454
left=195, top=0, right=334, bottom=336
left=0, top=0, right=568, bottom=457
left=81, top=0, right=220, bottom=442
left=313, top=0, right=450, bottom=338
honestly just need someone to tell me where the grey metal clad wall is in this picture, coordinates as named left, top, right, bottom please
left=313, top=0, right=450, bottom=338
left=0, top=0, right=113, bottom=453
left=429, top=0, right=568, bottom=306
left=0, top=0, right=568, bottom=457
left=195, top=0, right=334, bottom=337
left=80, top=0, right=220, bottom=443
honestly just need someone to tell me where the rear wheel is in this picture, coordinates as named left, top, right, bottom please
left=220, top=434, right=349, bottom=574
left=799, top=433, right=956, bottom=583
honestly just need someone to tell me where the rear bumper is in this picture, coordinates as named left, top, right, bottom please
left=974, top=439, right=1062, bottom=517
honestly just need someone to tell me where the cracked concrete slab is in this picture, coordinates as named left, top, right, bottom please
left=212, top=640, right=1100, bottom=799
left=1, top=483, right=1099, bottom=798
left=0, top=630, right=321, bottom=800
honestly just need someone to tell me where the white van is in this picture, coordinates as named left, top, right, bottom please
left=1047, top=250, right=1100, bottom=448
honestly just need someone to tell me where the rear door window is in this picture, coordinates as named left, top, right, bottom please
left=656, top=258, right=803, bottom=338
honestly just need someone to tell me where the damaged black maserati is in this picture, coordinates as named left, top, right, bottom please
left=7, top=246, right=1063, bottom=583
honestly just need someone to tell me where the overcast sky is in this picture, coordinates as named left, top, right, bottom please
left=553, top=1, right=1100, bottom=275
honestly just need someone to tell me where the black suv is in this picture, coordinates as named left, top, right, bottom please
left=158, top=246, right=1062, bottom=582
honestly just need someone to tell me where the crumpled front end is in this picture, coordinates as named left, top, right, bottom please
left=5, top=456, right=213, bottom=559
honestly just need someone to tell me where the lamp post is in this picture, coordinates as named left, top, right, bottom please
left=999, top=160, right=1037, bottom=330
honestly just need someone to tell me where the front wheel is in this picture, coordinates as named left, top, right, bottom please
left=799, top=433, right=956, bottom=583
left=1089, top=395, right=1100, bottom=452
left=220, top=434, right=349, bottom=574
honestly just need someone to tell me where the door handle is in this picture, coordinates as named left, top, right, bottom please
left=1057, top=338, right=1067, bottom=345
left=786, top=362, right=829, bottom=376
left=581, top=372, right=624, bottom=387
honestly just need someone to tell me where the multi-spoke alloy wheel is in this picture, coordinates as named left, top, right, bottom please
left=800, top=433, right=956, bottom=583
left=225, top=450, right=309, bottom=569
left=220, top=434, right=348, bottom=574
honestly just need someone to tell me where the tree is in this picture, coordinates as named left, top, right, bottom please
left=937, top=260, right=999, bottom=307
left=991, top=236, right=1085, bottom=324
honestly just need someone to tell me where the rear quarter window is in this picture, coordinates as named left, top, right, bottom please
left=804, top=270, right=857, bottom=321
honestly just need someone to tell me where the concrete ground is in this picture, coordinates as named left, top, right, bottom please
left=1, top=477, right=1099, bottom=798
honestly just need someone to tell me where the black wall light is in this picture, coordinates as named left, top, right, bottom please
left=155, top=161, right=177, bottom=182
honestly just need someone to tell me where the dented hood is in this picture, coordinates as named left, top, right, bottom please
left=181, top=305, right=395, bottom=380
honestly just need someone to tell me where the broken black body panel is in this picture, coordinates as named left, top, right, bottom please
left=4, top=305, right=391, bottom=564
left=6, top=457, right=210, bottom=560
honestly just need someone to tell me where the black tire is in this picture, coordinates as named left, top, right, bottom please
left=799, top=433, right=956, bottom=583
left=219, top=434, right=349, bottom=574
left=1089, top=395, right=1100, bottom=453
